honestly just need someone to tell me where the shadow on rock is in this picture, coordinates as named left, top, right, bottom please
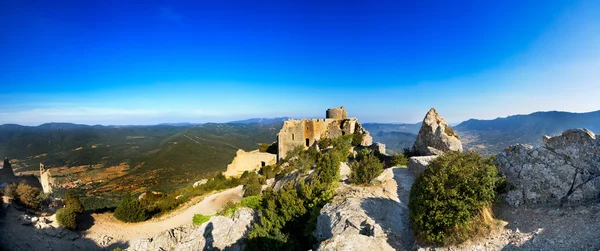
left=76, top=210, right=95, bottom=231
left=361, top=197, right=413, bottom=251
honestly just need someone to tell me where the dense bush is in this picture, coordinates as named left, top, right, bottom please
left=114, top=194, right=149, bottom=223
left=409, top=151, right=500, bottom=244
left=351, top=130, right=364, bottom=147
left=391, top=152, right=409, bottom=166
left=350, top=150, right=384, bottom=185
left=65, top=191, right=84, bottom=213
left=193, top=214, right=211, bottom=225
left=56, top=208, right=77, bottom=230
left=15, top=183, right=41, bottom=209
left=5, top=183, right=17, bottom=199
left=244, top=179, right=263, bottom=197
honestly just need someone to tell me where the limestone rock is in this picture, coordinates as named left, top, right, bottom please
left=314, top=173, right=413, bottom=251
left=128, top=208, right=256, bottom=251
left=496, top=129, right=600, bottom=206
left=193, top=179, right=208, bottom=188
left=339, top=162, right=351, bottom=181
left=412, top=108, right=462, bottom=156
left=408, top=156, right=439, bottom=176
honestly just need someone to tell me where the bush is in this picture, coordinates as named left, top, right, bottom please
left=350, top=151, right=384, bottom=185
left=244, top=179, right=263, bottom=197
left=193, top=214, right=212, bottom=225
left=114, top=194, right=149, bottom=223
left=56, top=208, right=77, bottom=230
left=240, top=195, right=262, bottom=209
left=15, top=183, right=41, bottom=209
left=409, top=151, right=500, bottom=244
left=5, top=183, right=17, bottom=199
left=259, top=143, right=270, bottom=152
left=65, top=191, right=84, bottom=213
left=351, top=130, right=364, bottom=147
left=391, top=153, right=409, bottom=166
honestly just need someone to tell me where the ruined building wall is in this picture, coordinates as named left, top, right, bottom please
left=277, top=118, right=370, bottom=161
left=40, top=163, right=54, bottom=194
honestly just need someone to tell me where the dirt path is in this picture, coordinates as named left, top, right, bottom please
left=81, top=185, right=244, bottom=246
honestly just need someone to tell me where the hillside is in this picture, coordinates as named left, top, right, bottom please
left=454, top=110, right=600, bottom=154
left=362, top=123, right=421, bottom=153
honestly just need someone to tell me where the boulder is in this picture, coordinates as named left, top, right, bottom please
left=412, top=108, right=462, bottom=156
left=339, top=162, right=351, bottom=181
left=407, top=156, right=439, bottom=176
left=496, top=129, right=600, bottom=206
left=128, top=208, right=256, bottom=251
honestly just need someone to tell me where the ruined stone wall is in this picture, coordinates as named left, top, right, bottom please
left=277, top=118, right=371, bottom=161
left=40, top=163, right=54, bottom=194
left=0, top=157, right=16, bottom=184
left=223, top=149, right=277, bottom=178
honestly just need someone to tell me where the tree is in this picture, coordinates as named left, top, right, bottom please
left=114, top=194, right=149, bottom=223
left=244, top=178, right=263, bottom=197
left=391, top=152, right=408, bottom=166
left=408, top=151, right=500, bottom=244
left=65, top=190, right=84, bottom=213
left=56, top=208, right=77, bottom=230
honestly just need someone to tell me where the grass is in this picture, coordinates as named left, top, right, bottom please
left=193, top=214, right=212, bottom=226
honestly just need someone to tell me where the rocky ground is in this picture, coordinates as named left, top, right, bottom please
left=0, top=185, right=244, bottom=251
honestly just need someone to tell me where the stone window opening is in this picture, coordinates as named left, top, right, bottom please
left=306, top=138, right=310, bottom=147
left=292, top=134, right=295, bottom=140
left=261, top=161, right=266, bottom=167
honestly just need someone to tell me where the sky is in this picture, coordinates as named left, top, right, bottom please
left=1, top=0, right=599, bottom=125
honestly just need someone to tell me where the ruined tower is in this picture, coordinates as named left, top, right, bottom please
left=326, top=106, right=348, bottom=120
left=0, top=157, right=16, bottom=183
left=40, top=163, right=53, bottom=194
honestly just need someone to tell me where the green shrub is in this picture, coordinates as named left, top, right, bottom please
left=193, top=214, right=212, bottom=225
left=317, top=138, right=331, bottom=150
left=351, top=130, right=364, bottom=146
left=259, top=143, right=270, bottom=152
left=56, top=208, right=77, bottom=230
left=5, top=183, right=17, bottom=199
left=409, top=151, right=500, bottom=244
left=114, top=194, right=149, bottom=222
left=391, top=153, right=408, bottom=166
left=260, top=165, right=276, bottom=179
left=218, top=201, right=238, bottom=217
left=239, top=195, right=262, bottom=209
left=350, top=151, right=384, bottom=185
left=65, top=191, right=84, bottom=213
left=244, top=179, right=263, bottom=197
left=15, top=182, right=41, bottom=209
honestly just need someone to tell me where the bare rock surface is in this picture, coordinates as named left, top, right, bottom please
left=314, top=168, right=415, bottom=251
left=496, top=128, right=600, bottom=206
left=412, top=108, right=462, bottom=156
left=128, top=207, right=255, bottom=251
left=407, top=155, right=439, bottom=176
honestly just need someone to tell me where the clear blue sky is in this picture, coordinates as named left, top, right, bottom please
left=1, top=0, right=599, bottom=125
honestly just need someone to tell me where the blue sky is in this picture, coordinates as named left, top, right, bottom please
left=1, top=0, right=599, bottom=125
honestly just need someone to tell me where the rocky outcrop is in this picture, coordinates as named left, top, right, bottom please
left=497, top=129, right=600, bottom=206
left=412, top=108, right=462, bottom=156
left=314, top=168, right=414, bottom=251
left=128, top=208, right=256, bottom=251
left=407, top=155, right=439, bottom=176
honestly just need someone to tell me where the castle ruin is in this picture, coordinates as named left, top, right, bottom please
left=277, top=106, right=375, bottom=161
left=40, top=163, right=54, bottom=194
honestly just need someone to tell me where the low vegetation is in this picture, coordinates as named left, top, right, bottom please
left=409, top=151, right=501, bottom=244
left=7, top=182, right=42, bottom=209
left=192, top=214, right=211, bottom=225
left=350, top=149, right=384, bottom=185
left=56, top=208, right=78, bottom=230
left=391, top=152, right=409, bottom=166
left=114, top=194, right=149, bottom=223
left=245, top=136, right=348, bottom=251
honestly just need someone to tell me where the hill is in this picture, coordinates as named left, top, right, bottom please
left=228, top=117, right=291, bottom=124
left=362, top=123, right=421, bottom=153
left=454, top=110, right=600, bottom=154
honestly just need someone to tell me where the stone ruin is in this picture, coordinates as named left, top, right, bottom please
left=40, top=163, right=54, bottom=194
left=276, top=106, right=377, bottom=161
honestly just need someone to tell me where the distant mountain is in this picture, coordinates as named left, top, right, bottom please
left=362, top=123, right=421, bottom=153
left=454, top=110, right=600, bottom=154
left=228, top=117, right=291, bottom=124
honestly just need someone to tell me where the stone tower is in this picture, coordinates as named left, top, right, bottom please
left=326, top=106, right=348, bottom=120
left=40, top=163, right=53, bottom=194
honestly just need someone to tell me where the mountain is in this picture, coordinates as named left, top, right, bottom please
left=362, top=123, right=421, bottom=153
left=228, top=117, right=291, bottom=124
left=454, top=110, right=600, bottom=154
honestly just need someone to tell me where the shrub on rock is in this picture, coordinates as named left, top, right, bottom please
left=56, top=208, right=77, bottom=230
left=114, top=194, right=149, bottom=223
left=16, top=182, right=41, bottom=209
left=408, top=151, right=500, bottom=244
left=350, top=151, right=384, bottom=185
left=65, top=191, right=84, bottom=213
